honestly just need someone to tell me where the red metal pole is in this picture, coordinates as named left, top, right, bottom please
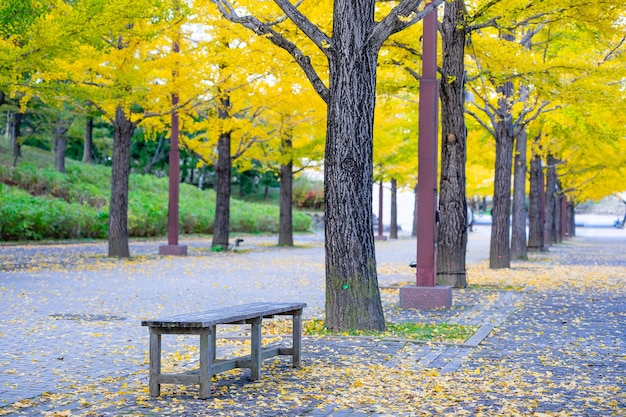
left=378, top=181, right=384, bottom=238
left=160, top=39, right=187, bottom=255
left=168, top=41, right=181, bottom=246
left=416, top=3, right=439, bottom=287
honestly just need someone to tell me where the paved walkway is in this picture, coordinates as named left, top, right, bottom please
left=0, top=227, right=624, bottom=416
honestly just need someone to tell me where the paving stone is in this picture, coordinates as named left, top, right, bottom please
left=1, top=232, right=624, bottom=416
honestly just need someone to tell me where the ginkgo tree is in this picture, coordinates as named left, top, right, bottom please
left=253, top=86, right=326, bottom=247
left=208, top=0, right=445, bottom=331
left=18, top=0, right=210, bottom=257
left=175, top=3, right=328, bottom=250
left=0, top=0, right=62, bottom=161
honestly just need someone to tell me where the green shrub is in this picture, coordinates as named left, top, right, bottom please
left=0, top=184, right=106, bottom=240
left=292, top=177, right=324, bottom=210
left=0, top=144, right=313, bottom=242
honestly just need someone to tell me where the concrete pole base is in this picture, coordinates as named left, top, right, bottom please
left=159, top=245, right=188, bottom=256
left=399, top=285, right=452, bottom=309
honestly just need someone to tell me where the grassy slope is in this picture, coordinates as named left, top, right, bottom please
left=0, top=140, right=311, bottom=242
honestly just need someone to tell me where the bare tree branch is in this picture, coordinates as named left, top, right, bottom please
left=272, top=0, right=331, bottom=52
left=391, top=59, right=422, bottom=81
left=210, top=0, right=329, bottom=103
left=515, top=101, right=561, bottom=134
left=465, top=107, right=496, bottom=138
left=520, top=21, right=547, bottom=48
left=466, top=17, right=499, bottom=32
left=601, top=35, right=626, bottom=64
left=370, top=0, right=445, bottom=50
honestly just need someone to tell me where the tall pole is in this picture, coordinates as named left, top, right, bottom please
left=415, top=3, right=439, bottom=287
left=159, top=37, right=187, bottom=256
left=399, top=2, right=451, bottom=309
left=376, top=181, right=387, bottom=240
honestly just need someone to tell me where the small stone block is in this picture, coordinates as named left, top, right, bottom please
left=399, top=285, right=452, bottom=309
left=375, top=235, right=388, bottom=241
left=158, top=245, right=188, bottom=256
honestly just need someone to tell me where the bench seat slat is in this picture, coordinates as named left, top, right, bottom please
left=141, top=302, right=306, bottom=328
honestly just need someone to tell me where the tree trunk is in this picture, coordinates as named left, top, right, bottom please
left=212, top=96, right=232, bottom=250
left=437, top=0, right=468, bottom=286
left=544, top=154, right=558, bottom=246
left=324, top=2, right=384, bottom=331
left=510, top=129, right=528, bottom=259
left=554, top=192, right=562, bottom=244
left=54, top=115, right=73, bottom=174
left=390, top=178, right=398, bottom=239
left=278, top=134, right=293, bottom=246
left=489, top=81, right=514, bottom=269
left=83, top=116, right=94, bottom=164
left=561, top=195, right=568, bottom=240
left=108, top=107, right=135, bottom=258
left=8, top=112, right=22, bottom=166
left=568, top=201, right=576, bottom=237
left=527, top=152, right=544, bottom=251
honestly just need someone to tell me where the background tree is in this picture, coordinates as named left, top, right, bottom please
left=464, top=0, right=626, bottom=268
left=32, top=0, right=202, bottom=257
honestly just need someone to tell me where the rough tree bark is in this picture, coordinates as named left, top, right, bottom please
left=437, top=0, right=468, bottom=287
left=108, top=107, right=136, bottom=258
left=278, top=133, right=294, bottom=246
left=489, top=81, right=514, bottom=269
left=390, top=178, right=398, bottom=239
left=511, top=129, right=528, bottom=259
left=83, top=116, right=94, bottom=164
left=527, top=152, right=544, bottom=251
left=212, top=95, right=232, bottom=250
left=324, top=5, right=384, bottom=331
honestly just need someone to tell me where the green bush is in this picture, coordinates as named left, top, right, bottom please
left=0, top=184, right=106, bottom=240
left=292, top=177, right=324, bottom=210
left=0, top=144, right=313, bottom=242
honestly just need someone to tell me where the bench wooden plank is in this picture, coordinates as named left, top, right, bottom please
left=141, top=302, right=307, bottom=328
left=143, top=302, right=306, bottom=399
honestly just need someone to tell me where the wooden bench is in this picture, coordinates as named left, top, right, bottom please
left=141, top=302, right=306, bottom=399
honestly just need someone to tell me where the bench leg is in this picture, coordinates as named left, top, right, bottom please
left=148, top=329, right=162, bottom=397
left=250, top=318, right=262, bottom=380
left=292, top=310, right=302, bottom=368
left=211, top=325, right=217, bottom=361
left=199, top=329, right=213, bottom=399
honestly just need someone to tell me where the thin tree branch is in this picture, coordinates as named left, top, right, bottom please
left=370, top=0, right=445, bottom=51
left=465, top=108, right=496, bottom=138
left=210, top=0, right=329, bottom=103
left=271, top=0, right=331, bottom=53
